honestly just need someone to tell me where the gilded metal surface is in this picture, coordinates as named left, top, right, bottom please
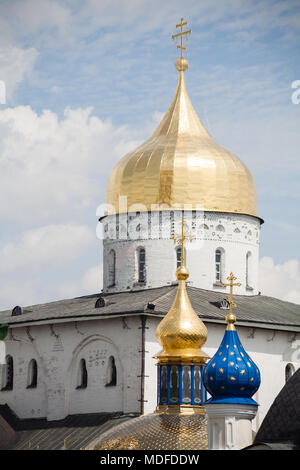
left=221, top=272, right=241, bottom=331
left=106, top=67, right=257, bottom=216
left=172, top=17, right=191, bottom=68
left=155, top=279, right=208, bottom=364
left=87, top=413, right=208, bottom=450
left=155, top=217, right=208, bottom=364
left=156, top=404, right=206, bottom=415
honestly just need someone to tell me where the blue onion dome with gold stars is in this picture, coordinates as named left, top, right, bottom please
left=203, top=273, right=261, bottom=405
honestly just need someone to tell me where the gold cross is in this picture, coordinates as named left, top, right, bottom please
left=171, top=214, right=194, bottom=267
left=172, top=17, right=192, bottom=59
left=221, top=272, right=241, bottom=330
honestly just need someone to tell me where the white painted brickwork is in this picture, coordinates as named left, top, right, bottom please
left=102, top=211, right=261, bottom=295
left=0, top=317, right=143, bottom=421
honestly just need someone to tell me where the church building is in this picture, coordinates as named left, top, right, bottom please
left=0, top=19, right=300, bottom=450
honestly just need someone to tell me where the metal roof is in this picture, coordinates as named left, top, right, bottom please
left=1, top=285, right=300, bottom=332
left=0, top=405, right=136, bottom=450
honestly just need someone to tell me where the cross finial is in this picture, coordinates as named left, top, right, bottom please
left=221, top=273, right=241, bottom=330
left=171, top=214, right=194, bottom=268
left=172, top=17, right=191, bottom=60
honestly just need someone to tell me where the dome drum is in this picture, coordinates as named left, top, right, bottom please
left=157, top=364, right=208, bottom=408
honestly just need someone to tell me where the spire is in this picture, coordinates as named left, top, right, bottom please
left=221, top=272, right=241, bottom=331
left=106, top=20, right=258, bottom=218
left=151, top=18, right=209, bottom=139
left=172, top=17, right=191, bottom=72
left=155, top=215, right=208, bottom=365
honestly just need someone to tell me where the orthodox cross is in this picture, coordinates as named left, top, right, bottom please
left=221, top=272, right=241, bottom=330
left=171, top=214, right=194, bottom=267
left=172, top=17, right=192, bottom=59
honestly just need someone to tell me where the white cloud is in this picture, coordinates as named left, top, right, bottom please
left=81, top=265, right=103, bottom=292
left=58, top=264, right=103, bottom=299
left=259, top=256, right=300, bottom=305
left=0, top=45, right=38, bottom=100
left=0, top=224, right=94, bottom=273
left=0, top=262, right=103, bottom=311
left=0, top=105, right=141, bottom=225
left=11, top=0, right=71, bottom=34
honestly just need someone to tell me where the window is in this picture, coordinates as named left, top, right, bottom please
left=1, top=355, right=13, bottom=391
left=108, top=249, right=116, bottom=287
left=215, top=249, right=222, bottom=282
left=106, top=356, right=117, bottom=386
left=285, top=363, right=295, bottom=383
left=76, top=358, right=88, bottom=389
left=176, top=246, right=182, bottom=268
left=137, top=248, right=146, bottom=283
left=27, top=359, right=38, bottom=389
left=246, top=251, right=252, bottom=287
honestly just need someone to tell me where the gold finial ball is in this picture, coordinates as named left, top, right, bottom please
left=176, top=265, right=189, bottom=280
left=175, top=57, right=189, bottom=72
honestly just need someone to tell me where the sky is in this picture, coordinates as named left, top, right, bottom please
left=0, top=0, right=299, bottom=310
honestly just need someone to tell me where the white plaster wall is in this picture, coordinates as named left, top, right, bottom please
left=144, top=317, right=300, bottom=433
left=0, top=339, right=47, bottom=419
left=102, top=211, right=261, bottom=296
left=2, top=314, right=298, bottom=431
left=0, top=316, right=143, bottom=421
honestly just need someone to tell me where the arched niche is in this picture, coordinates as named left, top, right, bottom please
left=67, top=335, right=123, bottom=415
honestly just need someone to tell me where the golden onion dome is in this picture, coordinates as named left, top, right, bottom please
left=106, top=65, right=257, bottom=217
left=155, top=263, right=208, bottom=365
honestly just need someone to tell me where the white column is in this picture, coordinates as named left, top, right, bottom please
left=205, top=403, right=258, bottom=450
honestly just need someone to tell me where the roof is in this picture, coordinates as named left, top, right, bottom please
left=250, top=367, right=300, bottom=449
left=0, top=405, right=137, bottom=450
left=106, top=67, right=257, bottom=218
left=1, top=285, right=300, bottom=332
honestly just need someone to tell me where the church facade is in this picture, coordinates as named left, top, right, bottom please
left=0, top=24, right=300, bottom=448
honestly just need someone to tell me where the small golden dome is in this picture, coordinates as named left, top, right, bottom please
left=106, top=70, right=257, bottom=217
left=175, top=57, right=188, bottom=71
left=155, top=264, right=208, bottom=364
left=155, top=280, right=208, bottom=364
left=176, top=265, right=189, bottom=280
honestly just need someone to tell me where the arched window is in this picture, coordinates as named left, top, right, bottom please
left=137, top=248, right=146, bottom=283
left=215, top=249, right=224, bottom=283
left=216, top=224, right=225, bottom=232
left=27, top=359, right=38, bottom=389
left=176, top=246, right=186, bottom=269
left=106, top=356, right=117, bottom=387
left=108, top=249, right=116, bottom=287
left=1, top=355, right=13, bottom=391
left=176, top=246, right=182, bottom=268
left=246, top=251, right=252, bottom=287
left=285, top=363, right=295, bottom=383
left=76, top=358, right=88, bottom=389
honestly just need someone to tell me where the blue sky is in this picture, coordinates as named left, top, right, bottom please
left=0, top=0, right=299, bottom=309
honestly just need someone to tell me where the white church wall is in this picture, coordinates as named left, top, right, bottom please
left=0, top=339, right=47, bottom=419
left=0, top=316, right=144, bottom=421
left=102, top=211, right=261, bottom=296
left=2, top=314, right=298, bottom=428
left=143, top=318, right=300, bottom=430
